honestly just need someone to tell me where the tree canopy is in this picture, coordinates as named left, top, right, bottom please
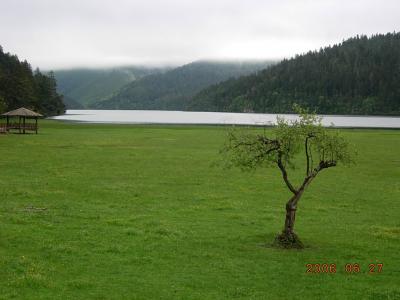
left=0, top=46, right=65, bottom=116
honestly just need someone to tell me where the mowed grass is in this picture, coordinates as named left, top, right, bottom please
left=0, top=121, right=399, bottom=300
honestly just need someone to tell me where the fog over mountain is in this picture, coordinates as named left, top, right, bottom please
left=94, top=60, right=273, bottom=110
left=53, top=67, right=168, bottom=108
left=1, top=0, right=399, bottom=69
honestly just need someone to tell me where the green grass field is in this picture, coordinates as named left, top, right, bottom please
left=1, top=121, right=399, bottom=299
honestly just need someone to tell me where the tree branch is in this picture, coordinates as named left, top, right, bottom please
left=317, top=160, right=337, bottom=171
left=277, top=153, right=297, bottom=195
left=305, top=136, right=310, bottom=175
left=291, top=159, right=337, bottom=207
left=305, top=134, right=315, bottom=176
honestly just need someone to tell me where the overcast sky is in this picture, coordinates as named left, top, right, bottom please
left=1, top=0, right=399, bottom=70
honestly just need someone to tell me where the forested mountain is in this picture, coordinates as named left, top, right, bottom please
left=95, top=61, right=273, bottom=110
left=62, top=95, right=84, bottom=109
left=54, top=67, right=166, bottom=108
left=189, top=33, right=400, bottom=115
left=0, top=46, right=65, bottom=116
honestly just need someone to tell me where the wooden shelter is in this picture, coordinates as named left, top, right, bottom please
left=1, top=107, right=43, bottom=134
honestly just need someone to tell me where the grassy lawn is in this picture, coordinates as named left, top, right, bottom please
left=0, top=121, right=399, bottom=299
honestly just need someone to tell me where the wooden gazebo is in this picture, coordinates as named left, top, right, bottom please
left=1, top=107, right=43, bottom=134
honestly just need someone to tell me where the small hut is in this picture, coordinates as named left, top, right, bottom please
left=1, top=107, right=43, bottom=134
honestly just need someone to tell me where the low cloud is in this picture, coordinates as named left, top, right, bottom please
left=1, top=0, right=399, bottom=69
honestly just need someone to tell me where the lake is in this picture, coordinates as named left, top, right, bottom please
left=51, top=110, right=400, bottom=128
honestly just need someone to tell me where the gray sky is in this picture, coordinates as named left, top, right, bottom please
left=1, top=0, right=399, bottom=69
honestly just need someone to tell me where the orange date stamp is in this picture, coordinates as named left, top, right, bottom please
left=306, top=263, right=383, bottom=274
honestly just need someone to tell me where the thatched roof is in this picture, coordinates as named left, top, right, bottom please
left=2, top=107, right=43, bottom=117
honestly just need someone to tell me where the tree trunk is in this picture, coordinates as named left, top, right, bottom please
left=283, top=191, right=304, bottom=235
left=274, top=192, right=305, bottom=248
left=284, top=202, right=297, bottom=235
left=273, top=172, right=319, bottom=248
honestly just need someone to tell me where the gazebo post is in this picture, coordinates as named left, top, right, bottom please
left=1, top=107, right=43, bottom=134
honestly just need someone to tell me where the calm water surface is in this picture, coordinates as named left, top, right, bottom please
left=51, top=110, right=400, bottom=128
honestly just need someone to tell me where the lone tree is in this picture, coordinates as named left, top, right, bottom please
left=221, top=106, right=354, bottom=248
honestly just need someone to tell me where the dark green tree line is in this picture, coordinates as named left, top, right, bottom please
left=0, top=46, right=65, bottom=116
left=189, top=33, right=400, bottom=115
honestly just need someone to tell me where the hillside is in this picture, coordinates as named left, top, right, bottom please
left=54, top=67, right=166, bottom=108
left=62, top=95, right=84, bottom=109
left=0, top=46, right=65, bottom=116
left=95, top=61, right=273, bottom=110
left=189, top=33, right=400, bottom=115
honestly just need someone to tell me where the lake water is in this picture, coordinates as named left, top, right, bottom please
left=51, top=110, right=400, bottom=128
